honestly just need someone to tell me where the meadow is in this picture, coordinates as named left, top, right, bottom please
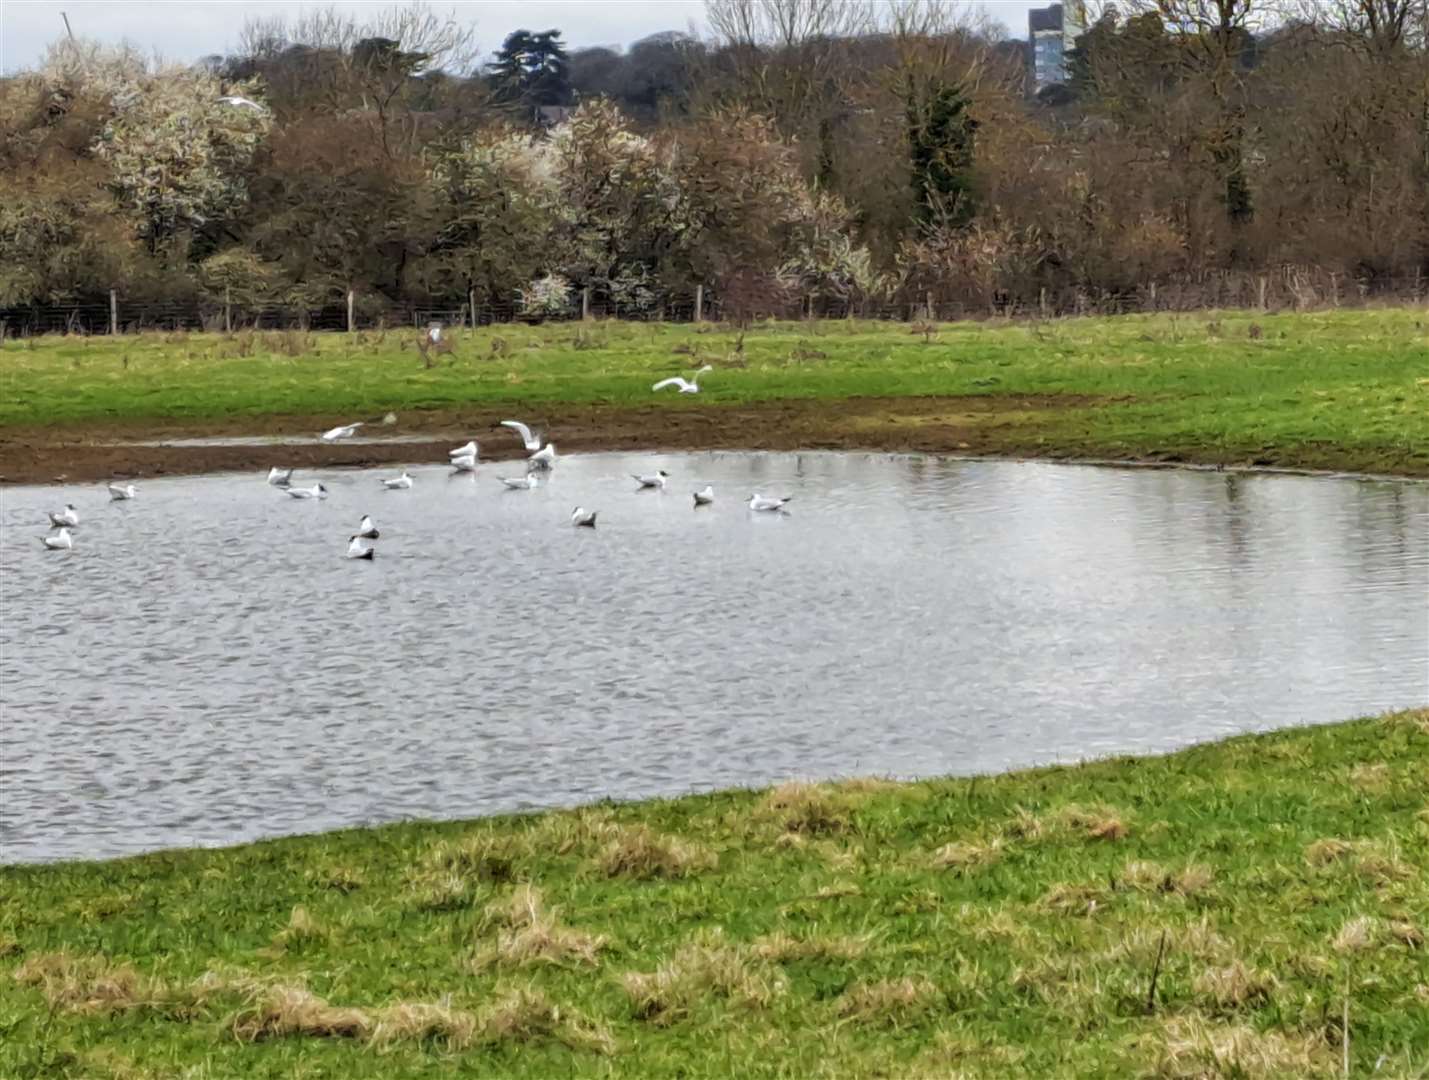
left=3, top=307, right=1427, bottom=477
left=3, top=711, right=1426, bottom=1079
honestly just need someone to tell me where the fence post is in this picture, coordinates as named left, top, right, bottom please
left=805, top=294, right=814, bottom=320
left=1039, top=287, right=1048, bottom=320
left=925, top=291, right=935, bottom=321
left=694, top=284, right=704, bottom=323
left=224, top=286, right=232, bottom=333
left=346, top=289, right=355, bottom=332
left=582, top=286, right=592, bottom=321
left=469, top=288, right=477, bottom=329
left=1148, top=282, right=1157, bottom=312
left=109, top=289, right=118, bottom=336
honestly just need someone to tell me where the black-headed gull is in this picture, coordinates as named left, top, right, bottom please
left=499, top=420, right=543, bottom=452
left=747, top=493, right=791, bottom=512
left=287, top=482, right=328, bottom=499
left=450, top=454, right=478, bottom=473
left=652, top=365, right=713, bottom=394
left=499, top=474, right=539, bottom=490
left=449, top=440, right=478, bottom=460
left=381, top=471, right=413, bottom=490
left=693, top=486, right=714, bottom=507
left=107, top=483, right=137, bottom=501
left=321, top=422, right=363, bottom=442
left=48, top=504, right=79, bottom=527
left=43, top=527, right=74, bottom=550
left=266, top=466, right=294, bottom=487
left=357, top=515, right=379, bottom=539
left=346, top=536, right=375, bottom=560
left=633, top=470, right=669, bottom=489
left=528, top=443, right=557, bottom=470
left=571, top=507, right=598, bottom=528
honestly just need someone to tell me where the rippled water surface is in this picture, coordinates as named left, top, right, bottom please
left=3, top=452, right=1426, bottom=863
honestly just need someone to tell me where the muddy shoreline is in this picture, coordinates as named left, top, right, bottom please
left=1, top=396, right=1422, bottom=485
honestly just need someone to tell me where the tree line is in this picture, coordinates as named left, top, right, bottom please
left=2, top=0, right=1426, bottom=324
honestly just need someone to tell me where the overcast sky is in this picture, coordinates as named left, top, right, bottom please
left=0, top=1, right=1040, bottom=74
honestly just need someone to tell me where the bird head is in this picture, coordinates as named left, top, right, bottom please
left=658, top=470, right=669, bottom=477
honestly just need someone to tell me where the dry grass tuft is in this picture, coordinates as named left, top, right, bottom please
left=1108, top=921, right=1234, bottom=967
left=1118, top=860, right=1216, bottom=896
left=752, top=931, right=869, bottom=963
left=1192, top=961, right=1279, bottom=1011
left=1150, top=1016, right=1334, bottom=1078
left=368, top=1002, right=477, bottom=1049
left=1332, top=915, right=1381, bottom=953
left=231, top=985, right=372, bottom=1042
left=595, top=824, right=717, bottom=880
left=1348, top=762, right=1391, bottom=791
left=14, top=951, right=147, bottom=1013
left=0, top=934, right=21, bottom=958
left=1304, top=838, right=1355, bottom=866
left=309, top=864, right=364, bottom=893
left=527, top=807, right=619, bottom=856
left=476, top=986, right=616, bottom=1055
left=1039, top=882, right=1110, bottom=916
left=620, top=930, right=786, bottom=1025
left=267, top=905, right=328, bottom=952
left=405, top=871, right=478, bottom=912
left=931, top=838, right=1003, bottom=874
left=759, top=782, right=851, bottom=834
left=1001, top=806, right=1045, bottom=840
left=423, top=832, right=528, bottom=882
left=1388, top=920, right=1424, bottom=949
left=471, top=885, right=605, bottom=970
left=1304, top=837, right=1410, bottom=886
left=835, top=976, right=941, bottom=1026
left=1053, top=803, right=1130, bottom=841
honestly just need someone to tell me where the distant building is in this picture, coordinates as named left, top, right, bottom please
left=1028, top=2, right=1086, bottom=92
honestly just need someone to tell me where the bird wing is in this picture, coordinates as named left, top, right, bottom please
left=501, top=420, right=537, bottom=449
left=652, top=378, right=687, bottom=392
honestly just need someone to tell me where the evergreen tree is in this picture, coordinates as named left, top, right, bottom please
left=906, top=80, right=977, bottom=227
left=487, top=29, right=572, bottom=108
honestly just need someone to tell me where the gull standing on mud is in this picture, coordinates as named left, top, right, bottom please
left=321, top=422, right=363, bottom=442
left=266, top=466, right=294, bottom=487
left=286, top=482, right=328, bottom=500
left=747, top=494, right=792, bottom=512
left=499, top=420, right=543, bottom=452
left=356, top=515, right=380, bottom=539
left=633, top=470, right=669, bottom=489
left=381, top=471, right=414, bottom=490
left=48, top=504, right=80, bottom=527
left=499, top=474, right=540, bottom=490
left=652, top=365, right=713, bottom=394
left=571, top=507, right=598, bottom=528
left=693, top=486, right=714, bottom=507
left=107, top=483, right=137, bottom=501
left=43, top=527, right=74, bottom=550
left=345, top=536, right=375, bottom=560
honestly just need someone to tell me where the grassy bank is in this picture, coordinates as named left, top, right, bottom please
left=2, top=711, right=1426, bottom=1078
left=3, top=307, right=1428, bottom=477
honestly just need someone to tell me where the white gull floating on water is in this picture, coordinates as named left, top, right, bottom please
left=48, top=504, right=79, bottom=527
left=287, top=482, right=328, bottom=500
left=499, top=474, right=539, bottom=490
left=266, top=466, right=294, bottom=487
left=43, top=527, right=74, bottom=550
left=571, top=507, right=598, bottom=528
left=633, top=470, right=669, bottom=489
left=747, top=493, right=791, bottom=512
left=346, top=535, right=375, bottom=560
left=107, top=483, right=137, bottom=501
left=356, top=515, right=380, bottom=539
left=693, top=486, right=714, bottom=507
left=381, top=471, right=414, bottom=490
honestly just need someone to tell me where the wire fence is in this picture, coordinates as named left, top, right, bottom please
left=2, top=270, right=1425, bottom=338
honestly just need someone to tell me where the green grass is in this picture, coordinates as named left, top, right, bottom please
left=3, top=711, right=1426, bottom=1078
left=3, top=307, right=1428, bottom=474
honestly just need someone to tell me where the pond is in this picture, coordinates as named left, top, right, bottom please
left=2, top=452, right=1425, bottom=863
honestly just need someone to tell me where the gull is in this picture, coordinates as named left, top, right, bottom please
left=632, top=470, right=669, bottom=489
left=381, top=470, right=413, bottom=490
left=499, top=419, right=543, bottom=452
left=321, top=422, right=363, bottom=442
left=107, top=483, right=137, bottom=501
left=218, top=94, right=266, bottom=112
left=286, top=482, right=328, bottom=499
left=48, top=504, right=80, bottom=527
left=426, top=324, right=443, bottom=345
left=571, top=507, right=598, bottom=528
left=450, top=454, right=478, bottom=473
left=43, top=527, right=74, bottom=550
left=449, top=440, right=478, bottom=460
left=499, top=474, right=539, bottom=490
left=747, top=493, right=791, bottom=512
left=266, top=466, right=294, bottom=487
left=652, top=364, right=713, bottom=394
left=346, top=535, right=375, bottom=560
left=527, top=443, right=557, bottom=471
left=693, top=486, right=714, bottom=507
left=356, top=515, right=379, bottom=539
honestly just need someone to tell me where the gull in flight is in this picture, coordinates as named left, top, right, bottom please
left=218, top=95, right=267, bottom=112
left=633, top=470, right=670, bottom=489
left=321, top=422, right=363, bottom=442
left=499, top=420, right=543, bottom=452
left=107, top=483, right=137, bottom=501
left=449, top=440, right=478, bottom=460
left=693, top=486, right=714, bottom=507
left=652, top=365, right=713, bottom=394
left=527, top=443, right=557, bottom=471
left=356, top=515, right=380, bottom=539
left=381, top=470, right=414, bottom=490
left=43, top=527, right=74, bottom=550
left=287, top=482, right=328, bottom=500
left=499, top=474, right=539, bottom=490
left=346, top=535, right=375, bottom=560
left=266, top=466, right=294, bottom=487
left=450, top=454, right=478, bottom=473
left=747, top=493, right=792, bottom=512
left=571, top=507, right=598, bottom=528
left=48, top=504, right=80, bottom=527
